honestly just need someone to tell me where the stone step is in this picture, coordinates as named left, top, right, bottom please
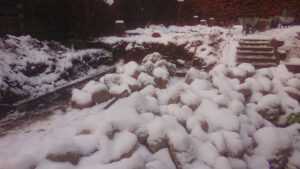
left=239, top=41, right=270, bottom=46
left=240, top=38, right=270, bottom=42
left=237, top=46, right=273, bottom=51
left=237, top=50, right=274, bottom=56
left=236, top=61, right=278, bottom=69
left=251, top=62, right=278, bottom=69
left=237, top=54, right=277, bottom=63
left=237, top=38, right=278, bottom=69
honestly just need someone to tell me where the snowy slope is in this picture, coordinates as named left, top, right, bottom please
left=0, top=35, right=112, bottom=103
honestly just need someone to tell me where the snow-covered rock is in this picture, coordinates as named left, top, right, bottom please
left=213, top=156, right=232, bottom=169
left=257, top=94, right=282, bottom=122
left=71, top=89, right=93, bottom=109
left=1, top=154, right=38, bottom=169
left=254, top=127, right=292, bottom=169
left=155, top=60, right=176, bottom=76
left=82, top=80, right=110, bottom=104
left=185, top=67, right=208, bottom=84
left=122, top=61, right=141, bottom=78
left=196, top=100, right=240, bottom=132
left=237, top=63, right=255, bottom=77
left=103, top=73, right=142, bottom=96
left=168, top=131, right=196, bottom=169
left=244, top=154, right=270, bottom=169
left=142, top=52, right=163, bottom=65
left=124, top=92, right=159, bottom=114
left=153, top=67, right=170, bottom=88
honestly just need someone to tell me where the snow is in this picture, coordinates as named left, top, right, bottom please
left=286, top=78, right=300, bottom=90
left=244, top=154, right=269, bottom=169
left=71, top=89, right=92, bottom=105
left=36, top=160, right=75, bottom=169
left=289, top=151, right=300, bottom=168
left=1, top=24, right=300, bottom=169
left=228, top=158, right=247, bottom=169
left=140, top=85, right=156, bottom=97
left=153, top=148, right=176, bottom=169
left=104, top=0, right=114, bottom=6
left=82, top=80, right=107, bottom=95
left=137, top=72, right=155, bottom=86
left=254, top=127, right=292, bottom=159
left=153, top=67, right=169, bottom=81
left=196, top=100, right=240, bottom=131
left=208, top=131, right=226, bottom=154
left=198, top=141, right=220, bottom=166
left=237, top=63, right=255, bottom=76
left=123, top=92, right=159, bottom=113
left=122, top=61, right=141, bottom=78
left=0, top=35, right=112, bottom=101
left=228, top=99, right=245, bottom=115
left=222, top=130, right=244, bottom=157
left=256, top=94, right=281, bottom=113
left=1, top=154, right=38, bottom=169
left=213, top=156, right=232, bottom=169
left=110, top=131, right=137, bottom=160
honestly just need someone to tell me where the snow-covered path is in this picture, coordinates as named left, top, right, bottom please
left=0, top=25, right=300, bottom=169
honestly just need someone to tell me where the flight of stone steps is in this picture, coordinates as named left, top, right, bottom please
left=237, top=39, right=279, bottom=68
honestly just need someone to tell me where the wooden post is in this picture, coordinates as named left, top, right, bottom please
left=200, top=19, right=207, bottom=25
left=115, top=20, right=125, bottom=37
left=208, top=18, right=215, bottom=27
left=193, top=15, right=199, bottom=25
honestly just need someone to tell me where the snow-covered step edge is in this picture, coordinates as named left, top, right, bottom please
left=237, top=50, right=274, bottom=55
left=237, top=54, right=277, bottom=60
left=237, top=46, right=273, bottom=51
left=247, top=62, right=278, bottom=68
left=239, top=42, right=270, bottom=46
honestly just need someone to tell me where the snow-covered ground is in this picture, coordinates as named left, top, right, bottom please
left=0, top=25, right=300, bottom=169
left=0, top=35, right=112, bottom=103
